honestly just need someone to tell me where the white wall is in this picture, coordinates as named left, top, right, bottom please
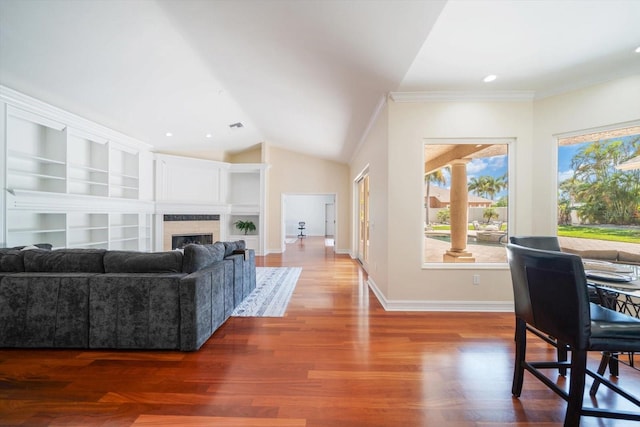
left=532, top=75, right=640, bottom=234
left=284, top=194, right=335, bottom=236
left=349, top=101, right=390, bottom=295
left=264, top=145, right=350, bottom=254
left=351, top=76, right=640, bottom=310
left=385, top=98, right=533, bottom=306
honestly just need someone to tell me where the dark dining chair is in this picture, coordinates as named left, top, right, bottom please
left=506, top=243, right=640, bottom=426
left=509, top=236, right=568, bottom=374
left=509, top=235, right=561, bottom=251
left=510, top=235, right=622, bottom=376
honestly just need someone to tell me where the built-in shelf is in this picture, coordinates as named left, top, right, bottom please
left=2, top=93, right=152, bottom=251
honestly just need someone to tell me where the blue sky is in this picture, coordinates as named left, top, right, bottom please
left=432, top=154, right=509, bottom=198
left=558, top=142, right=588, bottom=183
left=558, top=135, right=639, bottom=183
left=430, top=135, right=638, bottom=200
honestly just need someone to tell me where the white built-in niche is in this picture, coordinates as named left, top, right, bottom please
left=154, top=154, right=267, bottom=254
left=1, top=86, right=152, bottom=250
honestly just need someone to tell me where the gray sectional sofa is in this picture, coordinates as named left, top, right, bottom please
left=0, top=241, right=256, bottom=351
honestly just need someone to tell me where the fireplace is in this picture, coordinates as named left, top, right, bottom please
left=171, top=234, right=213, bottom=250
left=162, top=214, right=220, bottom=251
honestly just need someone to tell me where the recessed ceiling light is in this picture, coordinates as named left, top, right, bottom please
left=165, top=132, right=173, bottom=137
left=483, top=74, right=497, bottom=83
left=205, top=133, right=212, bottom=138
left=635, top=46, right=640, bottom=53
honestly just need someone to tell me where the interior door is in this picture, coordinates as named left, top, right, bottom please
left=357, top=174, right=369, bottom=264
left=325, top=203, right=335, bottom=236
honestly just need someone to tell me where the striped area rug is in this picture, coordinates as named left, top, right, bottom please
left=232, top=267, right=302, bottom=317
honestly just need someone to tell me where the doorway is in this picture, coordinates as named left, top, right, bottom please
left=356, top=171, right=369, bottom=264
left=282, top=194, right=337, bottom=250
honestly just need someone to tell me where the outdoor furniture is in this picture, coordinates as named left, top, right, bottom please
left=506, top=243, right=640, bottom=426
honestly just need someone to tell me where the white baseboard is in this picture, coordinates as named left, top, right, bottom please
left=367, top=277, right=514, bottom=312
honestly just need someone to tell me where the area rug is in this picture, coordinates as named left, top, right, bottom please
left=285, top=237, right=298, bottom=244
left=232, top=267, right=302, bottom=317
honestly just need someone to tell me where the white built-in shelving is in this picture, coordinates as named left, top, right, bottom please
left=67, top=129, right=109, bottom=197
left=109, top=146, right=139, bottom=199
left=6, top=211, right=67, bottom=249
left=1, top=86, right=153, bottom=251
left=6, top=107, right=67, bottom=194
left=226, top=165, right=266, bottom=254
left=109, top=213, right=140, bottom=250
left=67, top=213, right=109, bottom=249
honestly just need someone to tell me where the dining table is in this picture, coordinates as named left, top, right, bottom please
left=583, top=259, right=640, bottom=374
left=584, top=259, right=640, bottom=318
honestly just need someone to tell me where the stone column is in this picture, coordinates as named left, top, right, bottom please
left=444, top=159, right=475, bottom=262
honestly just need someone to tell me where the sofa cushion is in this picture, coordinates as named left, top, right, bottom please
left=208, top=242, right=226, bottom=262
left=236, top=240, right=246, bottom=250
left=23, top=249, right=106, bottom=273
left=13, top=243, right=53, bottom=251
left=617, top=250, right=640, bottom=265
left=103, top=250, right=183, bottom=273
left=182, top=242, right=226, bottom=273
left=222, top=241, right=238, bottom=257
left=0, top=272, right=95, bottom=347
left=89, top=273, right=184, bottom=349
left=0, top=249, right=24, bottom=272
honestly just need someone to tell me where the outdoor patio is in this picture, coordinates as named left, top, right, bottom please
left=424, top=235, right=640, bottom=264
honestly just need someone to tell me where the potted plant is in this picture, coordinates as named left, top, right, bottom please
left=234, top=219, right=256, bottom=235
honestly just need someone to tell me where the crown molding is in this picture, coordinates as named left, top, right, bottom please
left=0, top=85, right=153, bottom=151
left=389, top=90, right=535, bottom=102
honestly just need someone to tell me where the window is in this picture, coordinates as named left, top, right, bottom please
left=424, top=140, right=510, bottom=264
left=557, top=126, right=640, bottom=253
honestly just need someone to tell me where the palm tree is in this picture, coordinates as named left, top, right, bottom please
left=425, top=168, right=447, bottom=225
left=469, top=175, right=507, bottom=201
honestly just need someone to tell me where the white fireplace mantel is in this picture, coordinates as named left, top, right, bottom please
left=153, top=154, right=267, bottom=255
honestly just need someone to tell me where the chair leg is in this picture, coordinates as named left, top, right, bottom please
left=512, top=318, right=527, bottom=397
left=557, top=340, right=568, bottom=376
left=564, top=349, right=587, bottom=427
left=608, top=352, right=620, bottom=376
left=589, top=352, right=611, bottom=396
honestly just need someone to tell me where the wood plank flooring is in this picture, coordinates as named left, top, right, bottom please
left=1, top=237, right=639, bottom=426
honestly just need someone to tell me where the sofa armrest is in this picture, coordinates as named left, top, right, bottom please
left=232, top=249, right=248, bottom=260
left=179, top=261, right=232, bottom=351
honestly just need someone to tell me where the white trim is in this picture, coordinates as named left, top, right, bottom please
left=0, top=85, right=152, bottom=151
left=553, top=119, right=640, bottom=140
left=6, top=189, right=154, bottom=213
left=423, top=137, right=515, bottom=268
left=390, top=91, right=535, bottom=103
left=353, top=165, right=370, bottom=267
left=368, top=277, right=513, bottom=312
left=154, top=201, right=229, bottom=215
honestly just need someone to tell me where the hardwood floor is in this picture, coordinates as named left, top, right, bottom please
left=1, top=237, right=639, bottom=426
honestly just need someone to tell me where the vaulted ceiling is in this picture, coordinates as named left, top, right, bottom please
left=1, top=0, right=638, bottom=163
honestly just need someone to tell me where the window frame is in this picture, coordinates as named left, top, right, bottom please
left=422, top=137, right=515, bottom=270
